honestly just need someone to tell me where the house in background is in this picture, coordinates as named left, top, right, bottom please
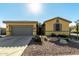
left=0, top=28, right=6, bottom=35
left=3, top=21, right=38, bottom=36
left=43, top=17, right=72, bottom=35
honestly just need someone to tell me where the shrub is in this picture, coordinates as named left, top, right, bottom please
left=64, top=38, right=70, bottom=42
left=56, top=38, right=69, bottom=45
left=44, top=38, right=48, bottom=41
left=50, top=33, right=57, bottom=37
left=32, top=35, right=42, bottom=42
left=70, top=35, right=79, bottom=40
left=59, top=39, right=68, bottom=44
left=57, top=34, right=68, bottom=38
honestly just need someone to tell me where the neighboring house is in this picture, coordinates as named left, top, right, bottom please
left=0, top=28, right=6, bottom=35
left=3, top=21, right=38, bottom=36
left=43, top=17, right=72, bottom=35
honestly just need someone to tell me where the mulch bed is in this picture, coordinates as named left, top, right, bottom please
left=21, top=38, right=79, bottom=56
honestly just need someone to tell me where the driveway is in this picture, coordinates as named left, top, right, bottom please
left=0, top=36, right=32, bottom=56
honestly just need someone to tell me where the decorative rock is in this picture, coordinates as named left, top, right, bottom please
left=59, top=39, right=68, bottom=44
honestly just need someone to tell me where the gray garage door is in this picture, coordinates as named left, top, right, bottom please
left=11, top=26, right=33, bottom=36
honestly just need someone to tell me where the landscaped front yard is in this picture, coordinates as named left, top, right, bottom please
left=22, top=36, right=79, bottom=56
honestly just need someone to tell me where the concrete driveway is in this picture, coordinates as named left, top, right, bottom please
left=0, top=36, right=32, bottom=56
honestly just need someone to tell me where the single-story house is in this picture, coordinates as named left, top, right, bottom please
left=43, top=17, right=72, bottom=35
left=3, top=21, right=38, bottom=36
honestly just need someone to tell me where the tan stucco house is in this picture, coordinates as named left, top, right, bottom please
left=3, top=21, right=38, bottom=36
left=43, top=17, right=72, bottom=35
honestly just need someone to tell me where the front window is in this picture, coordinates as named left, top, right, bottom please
left=54, top=23, right=62, bottom=31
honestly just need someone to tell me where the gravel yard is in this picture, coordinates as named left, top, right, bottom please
left=22, top=37, right=79, bottom=56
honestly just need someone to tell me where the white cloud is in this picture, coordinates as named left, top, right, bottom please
left=0, top=22, right=6, bottom=28
left=69, top=22, right=76, bottom=27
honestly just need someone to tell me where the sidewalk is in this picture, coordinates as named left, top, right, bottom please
left=71, top=33, right=79, bottom=36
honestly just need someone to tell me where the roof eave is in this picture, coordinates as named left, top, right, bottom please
left=44, top=17, right=72, bottom=24
left=3, top=21, right=38, bottom=23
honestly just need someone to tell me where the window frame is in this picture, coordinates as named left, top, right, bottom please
left=53, top=23, right=62, bottom=32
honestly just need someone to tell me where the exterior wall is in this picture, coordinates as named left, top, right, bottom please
left=6, top=22, right=37, bottom=36
left=45, top=19, right=70, bottom=35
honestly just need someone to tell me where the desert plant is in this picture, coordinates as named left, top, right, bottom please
left=43, top=36, right=49, bottom=41
left=32, top=35, right=42, bottom=42
left=63, top=38, right=70, bottom=42
left=55, top=38, right=69, bottom=45
left=59, top=39, right=68, bottom=44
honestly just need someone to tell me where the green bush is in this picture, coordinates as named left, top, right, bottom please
left=57, top=34, right=68, bottom=38
left=48, top=33, right=56, bottom=37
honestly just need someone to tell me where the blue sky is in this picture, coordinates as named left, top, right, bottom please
left=0, top=3, right=79, bottom=27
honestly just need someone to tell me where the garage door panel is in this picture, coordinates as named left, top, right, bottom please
left=11, top=26, right=33, bottom=36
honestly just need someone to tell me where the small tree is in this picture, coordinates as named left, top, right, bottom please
left=69, top=22, right=76, bottom=39
left=37, top=23, right=43, bottom=35
left=75, top=20, right=79, bottom=40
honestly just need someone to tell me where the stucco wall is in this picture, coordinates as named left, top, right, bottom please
left=45, top=19, right=70, bottom=35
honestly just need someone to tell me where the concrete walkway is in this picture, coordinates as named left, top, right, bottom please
left=0, top=36, right=32, bottom=56
left=71, top=33, right=79, bottom=36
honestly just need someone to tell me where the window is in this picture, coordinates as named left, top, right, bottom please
left=56, top=19, right=59, bottom=22
left=54, top=23, right=62, bottom=31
